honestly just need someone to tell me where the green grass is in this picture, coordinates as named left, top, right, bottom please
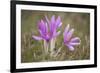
left=21, top=10, right=90, bottom=63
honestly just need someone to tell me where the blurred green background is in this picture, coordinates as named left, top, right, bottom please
left=21, top=10, right=90, bottom=63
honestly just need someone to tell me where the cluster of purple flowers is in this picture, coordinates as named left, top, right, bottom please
left=32, top=15, right=80, bottom=51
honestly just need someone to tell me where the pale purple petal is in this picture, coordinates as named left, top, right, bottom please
left=58, top=23, right=62, bottom=28
left=39, top=20, right=48, bottom=34
left=32, top=35, right=42, bottom=40
left=69, top=37, right=80, bottom=46
left=56, top=16, right=62, bottom=28
left=66, top=28, right=74, bottom=42
left=38, top=29, right=50, bottom=41
left=51, top=15, right=55, bottom=25
left=63, top=24, right=70, bottom=41
left=70, top=37, right=80, bottom=42
left=53, top=31, right=61, bottom=38
left=45, top=15, right=57, bottom=33
left=45, top=16, right=50, bottom=24
left=67, top=45, right=75, bottom=51
left=50, top=15, right=56, bottom=33
left=38, top=20, right=45, bottom=32
left=69, top=42, right=80, bottom=46
left=45, top=34, right=50, bottom=41
left=41, top=20, right=48, bottom=34
left=64, top=24, right=70, bottom=34
left=50, top=16, right=56, bottom=36
left=38, top=29, right=46, bottom=38
left=45, top=22, right=48, bottom=33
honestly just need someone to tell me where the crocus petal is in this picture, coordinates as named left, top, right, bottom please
left=64, top=24, right=70, bottom=34
left=63, top=24, right=70, bottom=41
left=38, top=20, right=45, bottom=32
left=38, top=29, right=46, bottom=38
left=67, top=45, right=75, bottom=51
left=69, top=42, right=80, bottom=46
left=45, top=22, right=48, bottom=33
left=66, top=28, right=74, bottom=41
left=51, top=15, right=55, bottom=25
left=45, top=15, right=57, bottom=33
left=45, top=16, right=50, bottom=24
left=69, top=37, right=80, bottom=46
left=38, top=29, right=50, bottom=41
left=70, top=37, right=80, bottom=42
left=56, top=16, right=62, bottom=28
left=45, top=16, right=53, bottom=32
left=70, top=37, right=80, bottom=43
left=50, top=15, right=56, bottom=33
left=53, top=31, right=61, bottom=38
left=58, top=22, right=62, bottom=28
left=39, top=20, right=48, bottom=34
left=45, top=35, right=50, bottom=41
left=32, top=35, right=42, bottom=40
left=41, top=20, right=48, bottom=34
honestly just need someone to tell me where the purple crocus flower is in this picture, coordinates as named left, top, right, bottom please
left=63, top=24, right=80, bottom=51
left=32, top=15, right=62, bottom=42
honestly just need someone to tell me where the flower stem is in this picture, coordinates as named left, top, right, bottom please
left=43, top=40, right=49, bottom=59
left=50, top=38, right=56, bottom=57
